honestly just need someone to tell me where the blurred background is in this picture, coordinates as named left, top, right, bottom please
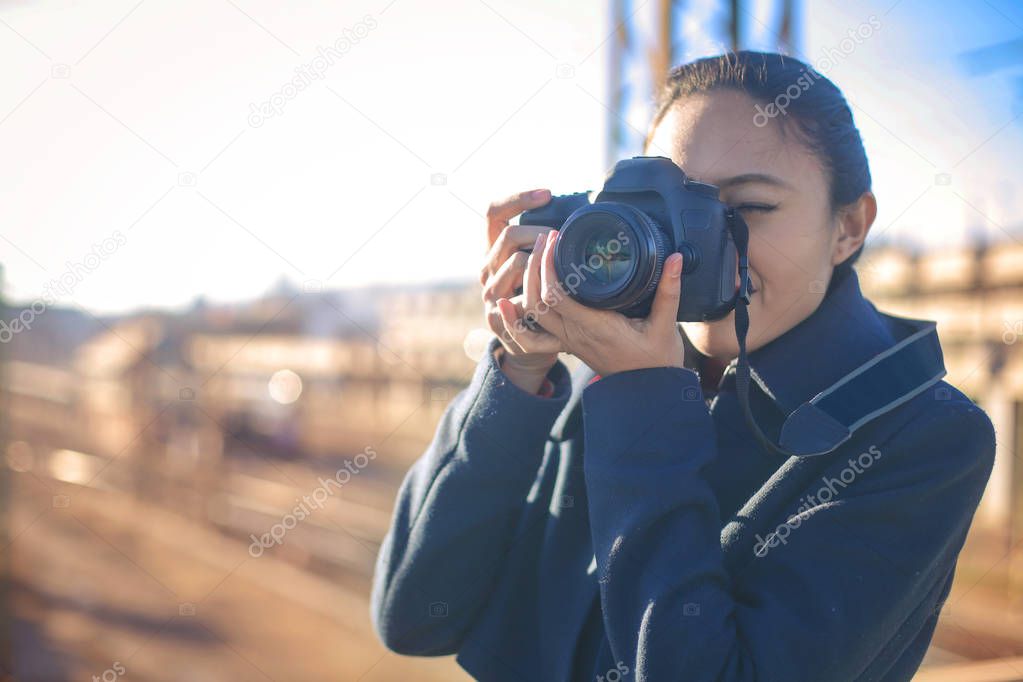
left=1, top=0, right=1022, bottom=680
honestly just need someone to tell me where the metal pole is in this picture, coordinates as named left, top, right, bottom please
left=729, top=0, right=741, bottom=51
left=0, top=263, right=11, bottom=677
left=652, top=0, right=672, bottom=93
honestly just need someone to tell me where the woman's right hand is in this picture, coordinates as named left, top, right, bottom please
left=480, top=189, right=564, bottom=393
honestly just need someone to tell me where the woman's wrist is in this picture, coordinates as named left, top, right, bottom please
left=494, top=346, right=558, bottom=394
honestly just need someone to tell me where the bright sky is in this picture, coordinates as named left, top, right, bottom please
left=1, top=0, right=1021, bottom=314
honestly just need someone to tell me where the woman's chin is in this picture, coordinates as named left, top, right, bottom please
left=681, top=315, right=741, bottom=361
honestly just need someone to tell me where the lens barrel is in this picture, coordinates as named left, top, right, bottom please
left=552, top=202, right=668, bottom=313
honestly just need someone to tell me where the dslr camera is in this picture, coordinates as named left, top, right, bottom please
left=519, top=156, right=749, bottom=321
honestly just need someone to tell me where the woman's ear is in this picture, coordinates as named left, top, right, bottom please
left=831, top=191, right=877, bottom=266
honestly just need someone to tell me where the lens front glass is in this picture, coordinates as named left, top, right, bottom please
left=581, top=225, right=634, bottom=286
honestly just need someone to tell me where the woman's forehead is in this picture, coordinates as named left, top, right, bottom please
left=647, top=91, right=819, bottom=189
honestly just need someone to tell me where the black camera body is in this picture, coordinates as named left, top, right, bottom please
left=520, top=156, right=745, bottom=322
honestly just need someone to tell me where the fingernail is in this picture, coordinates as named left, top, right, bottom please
left=534, top=232, right=545, bottom=251
left=530, top=189, right=550, bottom=199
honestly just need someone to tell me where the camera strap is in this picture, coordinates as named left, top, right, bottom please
left=724, top=209, right=784, bottom=456
left=724, top=211, right=947, bottom=459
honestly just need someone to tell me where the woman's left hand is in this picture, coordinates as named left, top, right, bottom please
left=498, top=230, right=687, bottom=377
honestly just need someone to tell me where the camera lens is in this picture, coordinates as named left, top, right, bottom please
left=553, top=202, right=667, bottom=313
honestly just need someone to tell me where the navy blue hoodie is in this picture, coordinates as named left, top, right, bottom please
left=370, top=268, right=996, bottom=681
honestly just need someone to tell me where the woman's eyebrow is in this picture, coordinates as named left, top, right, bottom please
left=716, top=173, right=793, bottom=189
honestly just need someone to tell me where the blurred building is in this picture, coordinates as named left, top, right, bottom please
left=2, top=281, right=488, bottom=467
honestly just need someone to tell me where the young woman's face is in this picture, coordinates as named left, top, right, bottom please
left=647, top=89, right=848, bottom=360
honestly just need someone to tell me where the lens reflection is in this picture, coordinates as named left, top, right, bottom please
left=581, top=226, right=633, bottom=285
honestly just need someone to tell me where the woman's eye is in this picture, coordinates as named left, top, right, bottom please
left=735, top=203, right=777, bottom=213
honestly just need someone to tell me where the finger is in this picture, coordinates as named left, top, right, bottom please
left=496, top=297, right=525, bottom=346
left=497, top=297, right=562, bottom=354
left=485, top=301, right=527, bottom=353
left=481, top=224, right=552, bottom=285
left=486, top=189, right=552, bottom=245
left=538, top=229, right=587, bottom=319
left=497, top=297, right=544, bottom=351
left=522, top=231, right=548, bottom=328
left=538, top=229, right=558, bottom=308
left=648, top=252, right=684, bottom=328
left=482, top=251, right=529, bottom=303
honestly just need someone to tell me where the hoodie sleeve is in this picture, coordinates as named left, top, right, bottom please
left=370, top=336, right=572, bottom=656
left=581, top=366, right=996, bottom=682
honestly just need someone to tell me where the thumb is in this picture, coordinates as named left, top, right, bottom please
left=648, top=252, right=683, bottom=327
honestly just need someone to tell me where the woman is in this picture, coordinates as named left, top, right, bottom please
left=370, top=51, right=996, bottom=681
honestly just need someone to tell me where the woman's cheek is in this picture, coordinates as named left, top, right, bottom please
left=763, top=225, right=824, bottom=294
